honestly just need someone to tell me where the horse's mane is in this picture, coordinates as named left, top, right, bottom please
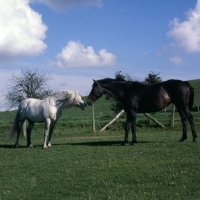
left=94, top=77, right=146, bottom=87
left=93, top=77, right=125, bottom=85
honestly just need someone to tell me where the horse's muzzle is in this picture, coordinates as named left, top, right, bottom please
left=87, top=99, right=93, bottom=106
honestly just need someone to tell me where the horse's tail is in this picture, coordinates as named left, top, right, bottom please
left=186, top=81, right=194, bottom=110
left=8, top=113, right=18, bottom=140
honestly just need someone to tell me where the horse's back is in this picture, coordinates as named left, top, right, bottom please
left=162, top=79, right=191, bottom=95
left=130, top=79, right=191, bottom=113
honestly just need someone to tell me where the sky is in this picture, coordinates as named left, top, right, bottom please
left=0, top=0, right=200, bottom=111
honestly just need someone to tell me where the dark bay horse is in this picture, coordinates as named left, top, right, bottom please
left=87, top=78, right=197, bottom=145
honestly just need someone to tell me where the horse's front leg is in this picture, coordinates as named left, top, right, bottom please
left=130, top=110, right=137, bottom=146
left=43, top=119, right=51, bottom=149
left=121, top=113, right=131, bottom=146
left=26, top=121, right=34, bottom=147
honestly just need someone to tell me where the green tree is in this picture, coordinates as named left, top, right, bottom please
left=143, top=71, right=162, bottom=85
left=6, top=69, right=53, bottom=109
left=107, top=71, right=163, bottom=113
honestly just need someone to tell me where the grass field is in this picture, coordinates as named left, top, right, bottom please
left=0, top=79, right=200, bottom=200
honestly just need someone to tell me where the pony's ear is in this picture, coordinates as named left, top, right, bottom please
left=93, top=79, right=97, bottom=83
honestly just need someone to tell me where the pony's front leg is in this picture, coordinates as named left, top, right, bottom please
left=43, top=119, right=51, bottom=149
left=47, top=121, right=57, bottom=147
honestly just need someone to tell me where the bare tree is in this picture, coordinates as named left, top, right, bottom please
left=6, top=69, right=53, bottom=109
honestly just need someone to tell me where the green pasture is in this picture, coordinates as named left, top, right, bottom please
left=0, top=79, right=200, bottom=200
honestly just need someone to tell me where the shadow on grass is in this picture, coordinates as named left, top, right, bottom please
left=69, top=140, right=151, bottom=146
left=0, top=144, right=28, bottom=149
left=0, top=140, right=151, bottom=148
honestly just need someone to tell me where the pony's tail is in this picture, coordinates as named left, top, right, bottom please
left=8, top=113, right=18, bottom=140
left=187, top=82, right=194, bottom=111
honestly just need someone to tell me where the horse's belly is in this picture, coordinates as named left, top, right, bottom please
left=138, top=101, right=170, bottom=113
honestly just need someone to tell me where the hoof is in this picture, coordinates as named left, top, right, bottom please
left=48, top=143, right=52, bottom=147
left=43, top=145, right=48, bottom=149
left=179, top=137, right=186, bottom=142
left=129, top=142, right=134, bottom=146
left=14, top=143, right=19, bottom=148
left=121, top=142, right=126, bottom=146
left=27, top=144, right=33, bottom=148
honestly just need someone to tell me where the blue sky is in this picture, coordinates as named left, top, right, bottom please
left=0, top=0, right=200, bottom=110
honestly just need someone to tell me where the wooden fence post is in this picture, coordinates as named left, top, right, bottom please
left=92, top=104, right=96, bottom=132
left=100, top=110, right=165, bottom=132
left=171, top=104, right=175, bottom=127
left=100, top=110, right=124, bottom=132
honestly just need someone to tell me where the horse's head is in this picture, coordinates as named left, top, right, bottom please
left=73, top=91, right=87, bottom=110
left=87, top=80, right=104, bottom=106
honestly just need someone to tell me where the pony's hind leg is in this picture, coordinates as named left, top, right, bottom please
left=14, top=121, right=24, bottom=148
left=27, top=120, right=35, bottom=147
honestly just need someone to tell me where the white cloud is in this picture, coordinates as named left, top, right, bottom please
left=49, top=74, right=93, bottom=96
left=30, top=0, right=103, bottom=12
left=169, top=56, right=183, bottom=66
left=167, top=0, right=200, bottom=52
left=0, top=0, right=47, bottom=60
left=51, top=41, right=116, bottom=68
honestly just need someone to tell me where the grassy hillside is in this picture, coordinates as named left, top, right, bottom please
left=0, top=79, right=200, bottom=138
left=189, top=79, right=200, bottom=110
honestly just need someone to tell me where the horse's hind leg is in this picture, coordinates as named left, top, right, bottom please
left=182, top=107, right=197, bottom=141
left=27, top=121, right=35, bottom=147
left=177, top=106, right=197, bottom=142
left=177, top=108, right=188, bottom=142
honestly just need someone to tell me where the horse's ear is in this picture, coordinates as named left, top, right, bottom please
left=93, top=79, right=97, bottom=83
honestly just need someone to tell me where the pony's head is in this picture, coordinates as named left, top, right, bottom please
left=73, top=91, right=86, bottom=110
left=87, top=79, right=105, bottom=106
left=49, top=90, right=86, bottom=110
